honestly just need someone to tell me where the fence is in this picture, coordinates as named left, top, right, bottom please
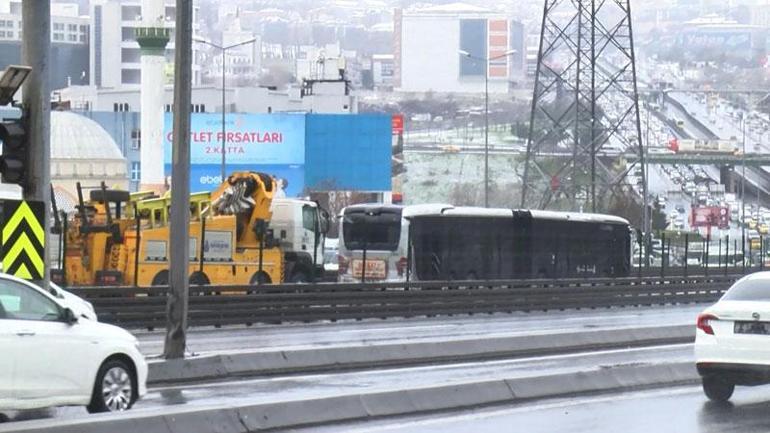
left=68, top=274, right=740, bottom=330
left=634, top=231, right=767, bottom=278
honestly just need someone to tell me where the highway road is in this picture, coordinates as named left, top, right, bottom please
left=301, top=385, right=770, bottom=433
left=0, top=303, right=707, bottom=428
left=0, top=343, right=694, bottom=426
left=133, top=304, right=704, bottom=356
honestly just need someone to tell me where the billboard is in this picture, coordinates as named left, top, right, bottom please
left=164, top=113, right=306, bottom=196
left=691, top=206, right=729, bottom=229
left=305, top=114, right=391, bottom=191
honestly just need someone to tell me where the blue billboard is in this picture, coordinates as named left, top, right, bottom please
left=164, top=113, right=306, bottom=196
left=304, top=114, right=391, bottom=191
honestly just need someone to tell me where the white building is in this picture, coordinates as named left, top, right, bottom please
left=0, top=1, right=90, bottom=89
left=89, top=0, right=202, bottom=88
left=199, top=12, right=262, bottom=85
left=0, top=2, right=89, bottom=44
left=394, top=3, right=522, bottom=94
left=56, top=80, right=357, bottom=114
left=295, top=43, right=350, bottom=82
left=371, top=54, right=394, bottom=89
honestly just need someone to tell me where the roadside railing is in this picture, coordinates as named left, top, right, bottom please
left=67, top=274, right=743, bottom=330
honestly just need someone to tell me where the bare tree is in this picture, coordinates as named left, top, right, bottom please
left=305, top=179, right=377, bottom=238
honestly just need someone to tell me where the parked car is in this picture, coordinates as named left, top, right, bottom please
left=0, top=273, right=146, bottom=412
left=695, top=272, right=770, bottom=401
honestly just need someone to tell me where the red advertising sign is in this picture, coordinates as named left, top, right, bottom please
left=668, top=137, right=678, bottom=152
left=691, top=206, right=729, bottom=229
left=550, top=176, right=560, bottom=191
left=392, top=114, right=404, bottom=135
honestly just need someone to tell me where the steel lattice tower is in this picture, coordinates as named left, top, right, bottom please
left=520, top=0, right=647, bottom=213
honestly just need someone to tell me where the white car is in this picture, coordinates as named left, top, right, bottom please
left=47, top=282, right=98, bottom=321
left=695, top=272, right=770, bottom=402
left=0, top=273, right=147, bottom=413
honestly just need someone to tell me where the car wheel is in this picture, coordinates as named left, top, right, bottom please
left=702, top=376, right=734, bottom=402
left=87, top=359, right=136, bottom=413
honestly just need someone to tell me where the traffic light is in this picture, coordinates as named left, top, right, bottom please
left=0, top=118, right=28, bottom=185
left=0, top=65, right=31, bottom=187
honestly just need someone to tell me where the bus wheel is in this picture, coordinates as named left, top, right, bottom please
left=189, top=272, right=211, bottom=295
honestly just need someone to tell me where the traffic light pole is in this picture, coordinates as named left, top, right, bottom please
left=21, top=1, right=51, bottom=289
left=163, top=0, right=192, bottom=360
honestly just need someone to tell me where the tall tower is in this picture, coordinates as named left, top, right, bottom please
left=136, top=1, right=170, bottom=191
left=521, top=0, right=646, bottom=213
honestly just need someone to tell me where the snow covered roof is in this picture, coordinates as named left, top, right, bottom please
left=51, top=111, right=125, bottom=161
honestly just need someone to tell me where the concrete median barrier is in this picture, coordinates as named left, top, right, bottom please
left=148, top=324, right=695, bottom=385
left=1, top=361, right=700, bottom=433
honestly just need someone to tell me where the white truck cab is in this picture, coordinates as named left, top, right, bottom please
left=270, top=198, right=330, bottom=282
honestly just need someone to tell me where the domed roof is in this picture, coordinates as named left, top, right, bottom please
left=51, top=111, right=125, bottom=161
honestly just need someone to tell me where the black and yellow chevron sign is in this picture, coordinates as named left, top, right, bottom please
left=1, top=200, right=45, bottom=280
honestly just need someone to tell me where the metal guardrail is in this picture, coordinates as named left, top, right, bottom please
left=67, top=274, right=743, bottom=330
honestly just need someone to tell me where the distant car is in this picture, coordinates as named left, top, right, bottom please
left=695, top=272, right=770, bottom=401
left=0, top=273, right=147, bottom=413
left=676, top=205, right=686, bottom=214
left=323, top=251, right=339, bottom=275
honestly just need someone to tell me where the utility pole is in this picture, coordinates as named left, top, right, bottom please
left=22, top=1, right=51, bottom=289
left=484, top=63, right=489, bottom=208
left=221, top=48, right=226, bottom=181
left=458, top=49, right=515, bottom=208
left=643, top=102, right=651, bottom=267
left=163, top=0, right=192, bottom=360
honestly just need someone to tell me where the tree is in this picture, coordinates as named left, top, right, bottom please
left=304, top=179, right=377, bottom=238
left=449, top=183, right=482, bottom=206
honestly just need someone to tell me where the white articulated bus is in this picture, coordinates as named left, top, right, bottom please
left=338, top=204, right=631, bottom=282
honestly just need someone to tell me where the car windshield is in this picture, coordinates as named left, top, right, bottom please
left=722, top=279, right=770, bottom=301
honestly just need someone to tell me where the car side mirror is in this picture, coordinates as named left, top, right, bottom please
left=62, top=308, right=78, bottom=325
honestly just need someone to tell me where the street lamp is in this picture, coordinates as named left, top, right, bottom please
left=194, top=37, right=258, bottom=181
left=459, top=48, right=517, bottom=208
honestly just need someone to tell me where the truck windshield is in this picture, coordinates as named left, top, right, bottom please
left=342, top=207, right=402, bottom=251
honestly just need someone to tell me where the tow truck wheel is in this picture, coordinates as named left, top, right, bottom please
left=189, top=272, right=211, bottom=295
left=248, top=272, right=271, bottom=294
left=249, top=272, right=271, bottom=285
left=290, top=271, right=309, bottom=283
